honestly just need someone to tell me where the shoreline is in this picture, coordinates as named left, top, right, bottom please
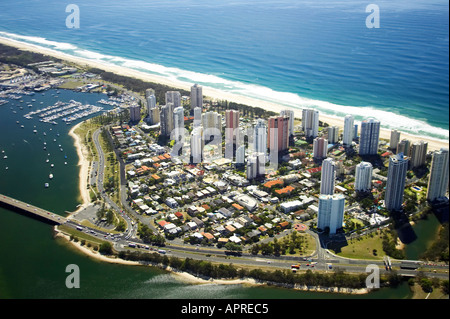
left=54, top=228, right=369, bottom=295
left=67, top=121, right=91, bottom=217
left=0, top=36, right=448, bottom=152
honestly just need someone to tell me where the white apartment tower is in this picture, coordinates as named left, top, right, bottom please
left=301, top=108, right=319, bottom=138
left=173, top=106, right=185, bottom=141
left=317, top=194, right=345, bottom=235
left=427, top=148, right=449, bottom=202
left=160, top=103, right=174, bottom=137
left=359, top=118, right=380, bottom=156
left=385, top=153, right=409, bottom=211
left=253, top=119, right=267, bottom=155
left=247, top=152, right=265, bottom=180
left=343, top=115, right=354, bottom=146
left=355, top=161, right=373, bottom=192
left=410, top=140, right=428, bottom=168
left=190, top=127, right=204, bottom=164
left=165, top=91, right=181, bottom=108
left=390, top=130, right=401, bottom=152
left=320, top=157, right=336, bottom=195
left=190, top=84, right=203, bottom=111
left=327, top=126, right=339, bottom=144
left=193, top=106, right=202, bottom=128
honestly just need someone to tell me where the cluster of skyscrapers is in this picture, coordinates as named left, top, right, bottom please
left=140, top=85, right=448, bottom=233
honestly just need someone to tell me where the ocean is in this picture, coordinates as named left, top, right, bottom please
left=0, top=0, right=448, bottom=141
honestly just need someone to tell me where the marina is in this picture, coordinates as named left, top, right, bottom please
left=23, top=100, right=104, bottom=124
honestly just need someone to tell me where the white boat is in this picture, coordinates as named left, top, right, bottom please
left=46, top=159, right=49, bottom=163
left=33, top=130, right=37, bottom=134
left=49, top=174, right=53, bottom=179
left=3, top=156, right=7, bottom=159
left=51, top=164, right=54, bottom=168
left=45, top=183, right=49, bottom=188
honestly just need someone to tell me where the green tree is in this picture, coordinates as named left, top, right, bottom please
left=99, top=242, right=113, bottom=255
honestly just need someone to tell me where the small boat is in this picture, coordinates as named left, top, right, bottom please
left=46, top=159, right=49, bottom=163
left=45, top=183, right=49, bottom=188
left=3, top=156, right=7, bottom=159
left=64, top=162, right=67, bottom=165
left=5, top=167, right=8, bottom=170
left=21, top=125, right=24, bottom=128
left=33, top=130, right=37, bottom=134
left=49, top=174, right=53, bottom=179
left=51, top=164, right=54, bottom=168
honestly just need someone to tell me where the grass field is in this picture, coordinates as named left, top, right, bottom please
left=329, top=231, right=385, bottom=261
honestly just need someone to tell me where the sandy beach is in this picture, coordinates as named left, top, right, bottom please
left=67, top=121, right=91, bottom=216
left=1, top=36, right=447, bottom=152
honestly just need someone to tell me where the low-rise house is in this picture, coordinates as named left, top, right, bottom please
left=187, top=221, right=197, bottom=230
left=192, top=217, right=204, bottom=228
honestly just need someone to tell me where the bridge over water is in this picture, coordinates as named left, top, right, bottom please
left=0, top=193, right=67, bottom=225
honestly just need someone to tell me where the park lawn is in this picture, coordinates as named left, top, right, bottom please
left=79, top=219, right=120, bottom=234
left=331, top=231, right=385, bottom=261
left=57, top=224, right=106, bottom=246
left=411, top=283, right=449, bottom=299
left=58, top=79, right=85, bottom=90
left=278, top=232, right=317, bottom=257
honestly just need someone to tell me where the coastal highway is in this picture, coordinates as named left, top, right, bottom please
left=92, top=128, right=136, bottom=239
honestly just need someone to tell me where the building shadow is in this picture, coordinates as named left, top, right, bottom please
left=391, top=209, right=417, bottom=245
left=319, top=233, right=348, bottom=254
left=431, top=201, right=449, bottom=224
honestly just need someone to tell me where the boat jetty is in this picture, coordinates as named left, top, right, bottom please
left=23, top=100, right=103, bottom=124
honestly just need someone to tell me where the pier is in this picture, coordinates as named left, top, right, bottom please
left=0, top=193, right=67, bottom=225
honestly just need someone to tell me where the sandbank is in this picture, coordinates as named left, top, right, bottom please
left=67, top=121, right=91, bottom=217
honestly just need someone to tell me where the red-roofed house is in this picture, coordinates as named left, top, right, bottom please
left=157, top=220, right=170, bottom=229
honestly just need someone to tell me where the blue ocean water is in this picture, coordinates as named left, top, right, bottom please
left=0, top=0, right=448, bottom=141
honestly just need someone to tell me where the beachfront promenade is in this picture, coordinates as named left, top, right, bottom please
left=0, top=193, right=67, bottom=225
